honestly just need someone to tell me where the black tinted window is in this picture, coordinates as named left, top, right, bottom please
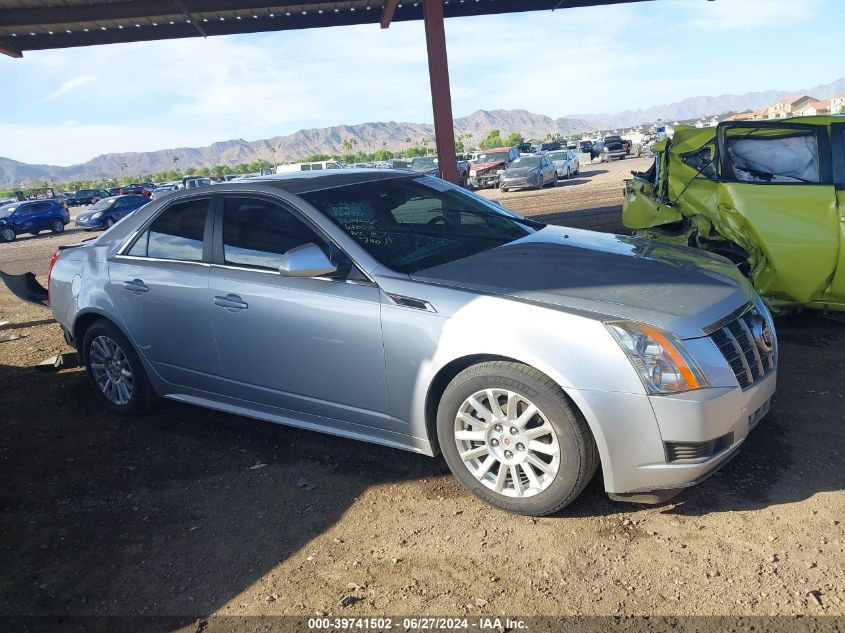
left=140, top=198, right=209, bottom=260
left=300, top=176, right=533, bottom=274
left=222, top=197, right=322, bottom=270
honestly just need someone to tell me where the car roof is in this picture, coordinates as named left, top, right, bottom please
left=239, top=168, right=415, bottom=195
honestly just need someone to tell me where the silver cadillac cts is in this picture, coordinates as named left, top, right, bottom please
left=36, top=170, right=777, bottom=515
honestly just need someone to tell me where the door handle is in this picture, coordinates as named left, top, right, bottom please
left=123, top=279, right=148, bottom=293
left=213, top=294, right=249, bottom=311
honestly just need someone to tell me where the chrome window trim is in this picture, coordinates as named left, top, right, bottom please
left=208, top=262, right=376, bottom=286
left=114, top=254, right=211, bottom=267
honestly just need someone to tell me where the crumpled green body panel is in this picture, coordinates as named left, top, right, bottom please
left=622, top=118, right=845, bottom=314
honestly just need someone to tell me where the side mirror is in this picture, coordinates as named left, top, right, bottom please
left=279, top=242, right=338, bottom=278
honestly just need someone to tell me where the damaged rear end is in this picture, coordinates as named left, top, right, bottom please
left=623, top=116, right=845, bottom=314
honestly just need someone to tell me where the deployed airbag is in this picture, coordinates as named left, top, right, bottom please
left=727, top=135, right=819, bottom=183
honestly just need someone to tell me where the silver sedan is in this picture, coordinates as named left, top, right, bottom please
left=16, top=170, right=777, bottom=515
left=547, top=149, right=580, bottom=179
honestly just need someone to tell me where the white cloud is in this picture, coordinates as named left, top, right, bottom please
left=669, top=0, right=826, bottom=31
left=40, top=74, right=97, bottom=102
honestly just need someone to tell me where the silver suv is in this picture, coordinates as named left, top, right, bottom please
left=21, top=170, right=778, bottom=515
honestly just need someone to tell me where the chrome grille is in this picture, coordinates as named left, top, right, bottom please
left=710, top=306, right=776, bottom=389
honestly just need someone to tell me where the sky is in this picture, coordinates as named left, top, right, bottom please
left=0, top=0, right=842, bottom=166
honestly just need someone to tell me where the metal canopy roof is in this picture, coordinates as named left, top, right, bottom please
left=0, top=0, right=646, bottom=57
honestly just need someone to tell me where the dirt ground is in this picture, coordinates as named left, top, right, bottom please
left=0, top=168, right=843, bottom=627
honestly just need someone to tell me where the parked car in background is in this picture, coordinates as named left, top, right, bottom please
left=499, top=154, right=557, bottom=191
left=592, top=135, right=627, bottom=161
left=150, top=185, right=177, bottom=200
left=535, top=141, right=563, bottom=153
left=74, top=195, right=149, bottom=231
left=409, top=155, right=470, bottom=187
left=624, top=117, right=845, bottom=315
left=579, top=140, right=594, bottom=153
left=6, top=171, right=777, bottom=515
left=181, top=177, right=212, bottom=189
left=547, top=149, right=580, bottom=179
left=275, top=160, right=345, bottom=173
left=14, top=187, right=69, bottom=210
left=468, top=147, right=520, bottom=188
left=107, top=187, right=122, bottom=196
left=119, top=183, right=155, bottom=197
left=567, top=141, right=578, bottom=150
left=0, top=199, right=69, bottom=242
left=67, top=188, right=110, bottom=207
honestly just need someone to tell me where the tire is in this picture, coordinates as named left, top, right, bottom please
left=50, top=218, right=65, bottom=234
left=437, top=361, right=599, bottom=515
left=500, top=187, right=508, bottom=193
left=82, top=319, right=158, bottom=417
left=565, top=168, right=571, bottom=180
left=105, top=217, right=115, bottom=229
left=0, top=227, right=16, bottom=242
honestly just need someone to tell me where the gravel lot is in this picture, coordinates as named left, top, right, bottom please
left=0, top=167, right=843, bottom=625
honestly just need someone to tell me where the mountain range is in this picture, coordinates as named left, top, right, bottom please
left=0, top=110, right=600, bottom=185
left=3, top=76, right=843, bottom=185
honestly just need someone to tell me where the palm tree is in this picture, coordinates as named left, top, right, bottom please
left=171, top=155, right=179, bottom=174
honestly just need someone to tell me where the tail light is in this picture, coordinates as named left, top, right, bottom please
left=46, top=250, right=60, bottom=300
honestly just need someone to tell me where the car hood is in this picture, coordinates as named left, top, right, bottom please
left=472, top=160, right=505, bottom=172
left=504, top=167, right=538, bottom=177
left=410, top=225, right=753, bottom=338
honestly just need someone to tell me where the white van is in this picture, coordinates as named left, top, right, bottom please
left=275, top=161, right=345, bottom=174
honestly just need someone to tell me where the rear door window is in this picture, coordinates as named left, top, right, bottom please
left=221, top=197, right=323, bottom=270
left=127, top=198, right=210, bottom=260
left=723, top=126, right=826, bottom=184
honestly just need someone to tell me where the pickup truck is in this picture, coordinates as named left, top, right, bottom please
left=66, top=188, right=111, bottom=207
left=592, top=135, right=628, bottom=161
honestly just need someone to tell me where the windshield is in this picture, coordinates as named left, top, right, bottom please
left=409, top=157, right=438, bottom=171
left=90, top=198, right=114, bottom=211
left=299, top=176, right=540, bottom=274
left=547, top=151, right=568, bottom=161
left=0, top=204, right=20, bottom=218
left=476, top=152, right=508, bottom=164
left=510, top=157, right=541, bottom=169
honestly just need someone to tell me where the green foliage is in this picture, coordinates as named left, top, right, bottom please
left=454, top=139, right=464, bottom=153
left=479, top=129, right=504, bottom=149
left=405, top=146, right=427, bottom=158
left=503, top=132, right=524, bottom=147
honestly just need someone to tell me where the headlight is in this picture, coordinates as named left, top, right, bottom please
left=90, top=212, right=103, bottom=219
left=606, top=321, right=708, bottom=395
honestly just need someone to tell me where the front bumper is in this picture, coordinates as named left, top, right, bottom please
left=571, top=370, right=777, bottom=502
left=500, top=177, right=538, bottom=189
left=469, top=173, right=500, bottom=188
left=74, top=217, right=103, bottom=230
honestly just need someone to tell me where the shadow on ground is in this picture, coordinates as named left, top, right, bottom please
left=0, top=311, right=842, bottom=623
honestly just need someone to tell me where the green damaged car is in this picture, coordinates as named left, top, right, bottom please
left=623, top=116, right=845, bottom=314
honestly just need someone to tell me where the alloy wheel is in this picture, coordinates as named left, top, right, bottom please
left=454, top=388, right=561, bottom=498
left=0, top=228, right=14, bottom=242
left=89, top=335, right=134, bottom=405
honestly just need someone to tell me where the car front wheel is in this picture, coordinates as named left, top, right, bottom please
left=0, top=227, right=15, bottom=242
left=83, top=320, right=157, bottom=416
left=437, top=361, right=598, bottom=515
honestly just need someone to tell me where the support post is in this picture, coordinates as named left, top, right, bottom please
left=422, top=0, right=458, bottom=183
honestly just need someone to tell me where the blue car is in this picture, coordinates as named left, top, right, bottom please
left=0, top=199, right=70, bottom=243
left=74, top=195, right=148, bottom=231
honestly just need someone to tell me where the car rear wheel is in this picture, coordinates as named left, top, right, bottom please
left=83, top=320, right=157, bottom=417
left=0, top=227, right=16, bottom=242
left=50, top=218, right=65, bottom=234
left=437, top=361, right=598, bottom=515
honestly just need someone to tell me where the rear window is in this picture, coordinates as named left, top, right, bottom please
left=127, top=198, right=209, bottom=261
